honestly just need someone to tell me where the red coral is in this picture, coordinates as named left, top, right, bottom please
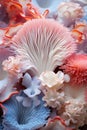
left=61, top=54, right=87, bottom=87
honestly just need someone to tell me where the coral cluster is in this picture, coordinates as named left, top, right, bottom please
left=0, top=0, right=87, bottom=130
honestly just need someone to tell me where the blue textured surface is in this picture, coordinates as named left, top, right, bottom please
left=3, top=96, right=50, bottom=130
left=0, top=117, right=3, bottom=130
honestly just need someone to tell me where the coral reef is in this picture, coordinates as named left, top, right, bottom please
left=0, top=0, right=87, bottom=130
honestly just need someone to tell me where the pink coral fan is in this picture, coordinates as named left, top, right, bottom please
left=10, top=19, right=76, bottom=75
left=61, top=54, right=87, bottom=87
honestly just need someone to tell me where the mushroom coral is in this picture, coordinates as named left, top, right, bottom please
left=10, top=19, right=76, bottom=76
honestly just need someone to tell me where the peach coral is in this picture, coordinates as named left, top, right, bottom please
left=61, top=54, right=87, bottom=87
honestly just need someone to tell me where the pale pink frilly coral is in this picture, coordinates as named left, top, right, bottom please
left=2, top=55, right=38, bottom=81
left=2, top=56, right=23, bottom=80
left=58, top=86, right=87, bottom=129
left=0, top=47, right=18, bottom=102
left=57, top=2, right=84, bottom=26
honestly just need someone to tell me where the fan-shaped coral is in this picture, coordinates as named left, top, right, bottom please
left=10, top=19, right=76, bottom=76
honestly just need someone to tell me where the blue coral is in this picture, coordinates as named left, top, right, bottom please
left=3, top=95, right=50, bottom=130
left=0, top=117, right=3, bottom=130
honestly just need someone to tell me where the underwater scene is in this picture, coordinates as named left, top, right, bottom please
left=0, top=0, right=87, bottom=130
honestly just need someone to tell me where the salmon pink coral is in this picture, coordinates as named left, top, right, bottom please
left=61, top=54, right=87, bottom=87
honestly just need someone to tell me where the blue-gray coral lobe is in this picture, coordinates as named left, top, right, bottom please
left=3, top=96, right=50, bottom=130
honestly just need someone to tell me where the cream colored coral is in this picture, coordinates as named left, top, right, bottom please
left=43, top=88, right=65, bottom=109
left=39, top=71, right=64, bottom=89
left=58, top=86, right=87, bottom=128
left=61, top=101, right=87, bottom=128
left=57, top=2, right=84, bottom=26
left=40, top=71, right=68, bottom=108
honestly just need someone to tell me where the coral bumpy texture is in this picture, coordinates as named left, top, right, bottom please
left=0, top=0, right=87, bottom=130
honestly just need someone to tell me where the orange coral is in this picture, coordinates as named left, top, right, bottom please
left=72, top=23, right=87, bottom=43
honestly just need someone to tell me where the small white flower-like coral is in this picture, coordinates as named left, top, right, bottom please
left=57, top=2, right=84, bottom=26
left=10, top=19, right=76, bottom=76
